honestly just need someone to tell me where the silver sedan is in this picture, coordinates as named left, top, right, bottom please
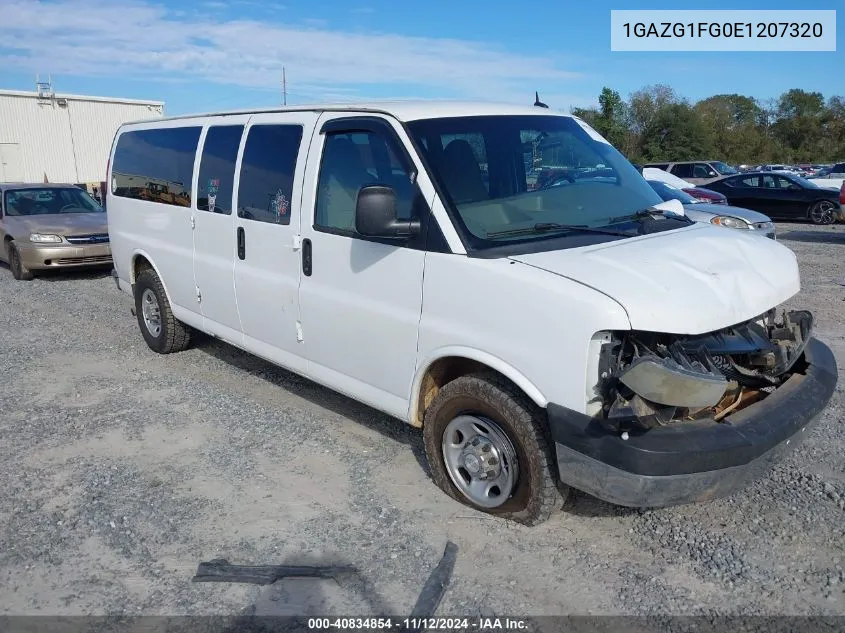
left=648, top=180, right=776, bottom=239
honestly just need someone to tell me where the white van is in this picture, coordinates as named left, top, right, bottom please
left=107, top=102, right=836, bottom=525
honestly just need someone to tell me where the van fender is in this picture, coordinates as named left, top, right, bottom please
left=408, top=346, right=548, bottom=426
left=129, top=249, right=176, bottom=307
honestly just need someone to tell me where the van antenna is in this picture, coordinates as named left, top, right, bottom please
left=534, top=91, right=549, bottom=109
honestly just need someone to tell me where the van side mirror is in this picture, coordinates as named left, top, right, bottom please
left=355, top=185, right=421, bottom=239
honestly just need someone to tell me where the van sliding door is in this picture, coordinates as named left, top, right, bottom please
left=232, top=111, right=319, bottom=374
left=192, top=115, right=250, bottom=346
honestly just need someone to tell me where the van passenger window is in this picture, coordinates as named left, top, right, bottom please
left=197, top=125, right=243, bottom=214
left=237, top=124, right=302, bottom=225
left=112, top=127, right=201, bottom=207
left=315, top=131, right=416, bottom=233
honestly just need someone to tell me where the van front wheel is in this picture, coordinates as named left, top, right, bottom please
left=134, top=269, right=191, bottom=354
left=423, top=373, right=566, bottom=525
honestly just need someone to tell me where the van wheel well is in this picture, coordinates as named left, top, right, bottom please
left=132, top=255, right=153, bottom=284
left=414, top=357, right=531, bottom=428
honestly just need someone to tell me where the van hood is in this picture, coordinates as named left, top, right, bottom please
left=508, top=224, right=800, bottom=335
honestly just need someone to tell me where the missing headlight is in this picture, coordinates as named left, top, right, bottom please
left=596, top=310, right=812, bottom=431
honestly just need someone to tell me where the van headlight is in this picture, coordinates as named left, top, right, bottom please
left=710, top=216, right=750, bottom=229
left=29, top=233, right=63, bottom=243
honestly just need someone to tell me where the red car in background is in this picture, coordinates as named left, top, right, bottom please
left=632, top=163, right=728, bottom=205
left=682, top=186, right=728, bottom=205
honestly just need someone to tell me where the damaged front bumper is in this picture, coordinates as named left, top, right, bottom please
left=548, top=336, right=837, bottom=508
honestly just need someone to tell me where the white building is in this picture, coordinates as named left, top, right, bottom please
left=0, top=86, right=164, bottom=185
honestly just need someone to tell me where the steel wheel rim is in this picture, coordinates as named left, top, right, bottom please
left=141, top=288, right=162, bottom=337
left=811, top=201, right=834, bottom=224
left=441, top=415, right=519, bottom=508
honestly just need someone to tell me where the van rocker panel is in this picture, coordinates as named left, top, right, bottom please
left=547, top=337, right=837, bottom=507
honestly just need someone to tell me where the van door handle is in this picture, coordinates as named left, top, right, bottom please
left=302, top=238, right=312, bottom=276
left=237, top=227, right=245, bottom=260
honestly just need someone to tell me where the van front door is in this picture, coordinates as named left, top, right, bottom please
left=297, top=114, right=432, bottom=419
left=232, top=112, right=318, bottom=373
left=193, top=117, right=248, bottom=344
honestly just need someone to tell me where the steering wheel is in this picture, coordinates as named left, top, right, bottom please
left=59, top=204, right=79, bottom=213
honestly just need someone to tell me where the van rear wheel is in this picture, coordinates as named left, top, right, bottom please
left=134, top=269, right=191, bottom=354
left=423, top=373, right=566, bottom=525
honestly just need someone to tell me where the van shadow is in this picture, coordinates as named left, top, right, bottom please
left=562, top=488, right=640, bottom=519
left=778, top=229, right=845, bottom=245
left=193, top=336, right=430, bottom=476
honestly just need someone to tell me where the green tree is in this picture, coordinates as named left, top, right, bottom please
left=821, top=96, right=845, bottom=160
left=594, top=87, right=629, bottom=150
left=641, top=103, right=713, bottom=162
left=626, top=84, right=679, bottom=160
left=694, top=94, right=767, bottom=164
left=565, top=85, right=843, bottom=164
left=771, top=89, right=826, bottom=161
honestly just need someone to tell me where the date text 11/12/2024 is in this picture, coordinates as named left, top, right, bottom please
left=307, top=617, right=529, bottom=630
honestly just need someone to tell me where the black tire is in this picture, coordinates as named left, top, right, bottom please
left=6, top=241, right=33, bottom=281
left=134, top=268, right=191, bottom=354
left=809, top=200, right=836, bottom=225
left=423, top=372, right=566, bottom=526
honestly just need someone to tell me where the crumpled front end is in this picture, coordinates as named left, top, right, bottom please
left=596, top=309, right=813, bottom=431
left=548, top=314, right=836, bottom=508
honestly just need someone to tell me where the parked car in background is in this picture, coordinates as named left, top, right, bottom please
left=647, top=180, right=775, bottom=239
left=643, top=160, right=739, bottom=185
left=807, top=162, right=845, bottom=191
left=685, top=186, right=728, bottom=205
left=0, top=183, right=111, bottom=280
left=761, top=164, right=794, bottom=173
left=641, top=167, right=727, bottom=204
left=705, top=172, right=842, bottom=224
left=813, top=163, right=845, bottom=178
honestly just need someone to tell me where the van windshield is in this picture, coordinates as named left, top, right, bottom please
left=407, top=115, right=666, bottom=250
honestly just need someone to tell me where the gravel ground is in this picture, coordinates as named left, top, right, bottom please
left=1, top=221, right=844, bottom=620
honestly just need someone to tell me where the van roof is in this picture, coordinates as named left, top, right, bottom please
left=124, top=100, right=574, bottom=126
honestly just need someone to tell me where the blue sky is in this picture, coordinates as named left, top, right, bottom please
left=0, top=0, right=841, bottom=115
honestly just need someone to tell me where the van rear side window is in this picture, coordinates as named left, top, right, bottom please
left=112, top=127, right=201, bottom=207
left=197, top=125, right=243, bottom=215
left=237, top=124, right=303, bottom=225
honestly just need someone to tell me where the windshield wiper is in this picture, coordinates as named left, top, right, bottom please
left=609, top=207, right=688, bottom=224
left=486, top=222, right=635, bottom=239
left=612, top=207, right=665, bottom=221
